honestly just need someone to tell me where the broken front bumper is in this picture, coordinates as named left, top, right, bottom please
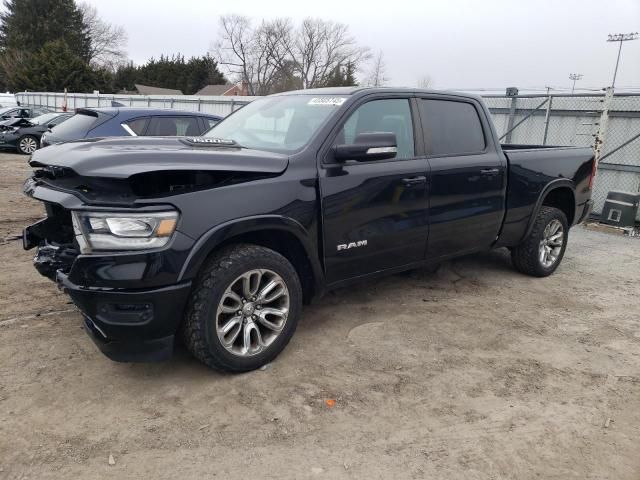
left=56, top=270, right=192, bottom=362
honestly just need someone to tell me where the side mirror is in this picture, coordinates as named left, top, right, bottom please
left=46, top=123, right=55, bottom=129
left=334, top=132, right=398, bottom=162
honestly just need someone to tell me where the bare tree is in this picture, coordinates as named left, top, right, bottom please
left=417, top=75, right=433, bottom=89
left=292, top=18, right=368, bottom=89
left=214, top=15, right=257, bottom=94
left=365, top=50, right=389, bottom=87
left=79, top=2, right=127, bottom=70
left=253, top=18, right=294, bottom=94
left=212, top=15, right=368, bottom=94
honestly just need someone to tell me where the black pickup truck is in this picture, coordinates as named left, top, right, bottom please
left=23, top=87, right=595, bottom=372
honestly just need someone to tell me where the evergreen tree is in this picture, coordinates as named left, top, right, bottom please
left=113, top=61, right=138, bottom=92
left=184, top=55, right=226, bottom=94
left=113, top=54, right=226, bottom=94
left=0, top=0, right=90, bottom=60
left=322, top=62, right=358, bottom=87
left=344, top=61, right=357, bottom=87
left=10, top=40, right=98, bottom=91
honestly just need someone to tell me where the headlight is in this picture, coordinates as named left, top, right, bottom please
left=72, top=210, right=178, bottom=252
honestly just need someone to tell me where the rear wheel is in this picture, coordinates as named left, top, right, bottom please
left=511, top=206, right=568, bottom=277
left=182, top=244, right=302, bottom=372
left=17, top=135, right=38, bottom=155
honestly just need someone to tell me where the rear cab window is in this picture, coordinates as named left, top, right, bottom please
left=418, top=99, right=486, bottom=156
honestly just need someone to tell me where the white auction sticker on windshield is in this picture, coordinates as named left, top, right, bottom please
left=308, top=97, right=346, bottom=106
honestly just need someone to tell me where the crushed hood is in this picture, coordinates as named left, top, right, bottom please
left=29, top=136, right=289, bottom=178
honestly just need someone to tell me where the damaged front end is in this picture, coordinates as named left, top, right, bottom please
left=22, top=170, right=193, bottom=362
left=21, top=137, right=290, bottom=362
left=23, top=180, right=80, bottom=280
left=24, top=219, right=79, bottom=280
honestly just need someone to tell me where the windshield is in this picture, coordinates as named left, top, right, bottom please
left=205, top=95, right=347, bottom=152
left=30, top=113, right=58, bottom=125
left=0, top=107, right=14, bottom=115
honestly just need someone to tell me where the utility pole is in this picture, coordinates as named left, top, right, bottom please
left=606, top=33, right=638, bottom=88
left=569, top=73, right=583, bottom=93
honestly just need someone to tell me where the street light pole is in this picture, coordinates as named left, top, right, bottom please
left=606, top=33, right=638, bottom=88
left=569, top=73, right=583, bottom=93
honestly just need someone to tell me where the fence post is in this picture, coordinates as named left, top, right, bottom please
left=197, top=98, right=201, bottom=112
left=147, top=97, right=151, bottom=107
left=542, top=94, right=553, bottom=145
left=505, top=96, right=518, bottom=144
left=594, top=87, right=614, bottom=166
left=231, top=98, right=236, bottom=113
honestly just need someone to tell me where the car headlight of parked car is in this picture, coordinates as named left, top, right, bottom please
left=71, top=210, right=178, bottom=253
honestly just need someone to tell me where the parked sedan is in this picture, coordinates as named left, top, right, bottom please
left=0, top=106, right=51, bottom=121
left=41, top=108, right=222, bottom=147
left=0, top=112, right=73, bottom=154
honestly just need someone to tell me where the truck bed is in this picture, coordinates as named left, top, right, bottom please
left=496, top=144, right=595, bottom=247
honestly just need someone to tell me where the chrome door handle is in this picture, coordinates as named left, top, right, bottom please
left=480, top=168, right=500, bottom=176
left=402, top=175, right=427, bottom=186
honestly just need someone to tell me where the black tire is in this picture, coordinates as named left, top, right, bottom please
left=182, top=244, right=302, bottom=373
left=511, top=206, right=569, bottom=277
left=17, top=135, right=38, bottom=155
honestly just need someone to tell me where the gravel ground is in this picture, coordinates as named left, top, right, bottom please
left=1, top=151, right=639, bottom=479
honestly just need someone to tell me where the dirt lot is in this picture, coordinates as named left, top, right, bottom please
left=1, top=151, right=639, bottom=480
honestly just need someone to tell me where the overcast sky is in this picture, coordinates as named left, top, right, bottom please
left=85, top=0, right=640, bottom=93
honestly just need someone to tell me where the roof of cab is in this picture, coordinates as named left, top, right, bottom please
left=276, top=86, right=482, bottom=101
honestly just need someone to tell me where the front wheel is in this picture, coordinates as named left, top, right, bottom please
left=182, top=244, right=302, bottom=372
left=511, top=206, right=569, bottom=277
left=17, top=135, right=39, bottom=155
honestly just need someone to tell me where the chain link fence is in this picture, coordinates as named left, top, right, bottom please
left=15, top=91, right=257, bottom=117
left=484, top=91, right=640, bottom=220
left=15, top=90, right=640, bottom=221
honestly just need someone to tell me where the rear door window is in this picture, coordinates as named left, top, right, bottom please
left=147, top=116, right=201, bottom=136
left=122, top=117, right=149, bottom=136
left=418, top=99, right=486, bottom=156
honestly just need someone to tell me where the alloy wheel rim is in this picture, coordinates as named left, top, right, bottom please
left=215, top=269, right=290, bottom=357
left=539, top=219, right=564, bottom=268
left=20, top=137, right=37, bottom=154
